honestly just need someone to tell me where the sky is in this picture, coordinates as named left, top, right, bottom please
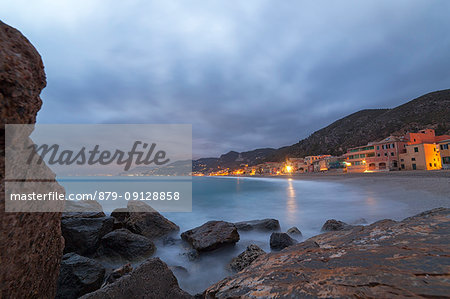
left=2, top=0, right=450, bottom=158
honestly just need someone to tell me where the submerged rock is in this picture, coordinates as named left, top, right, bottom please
left=181, top=221, right=240, bottom=252
left=234, top=219, right=280, bottom=232
left=56, top=253, right=105, bottom=299
left=270, top=232, right=297, bottom=250
left=229, top=244, right=266, bottom=272
left=321, top=219, right=352, bottom=232
left=120, top=201, right=179, bottom=239
left=80, top=258, right=192, bottom=299
left=205, top=208, right=450, bottom=298
left=98, top=228, right=155, bottom=261
left=286, top=226, right=302, bottom=236
left=61, top=216, right=114, bottom=255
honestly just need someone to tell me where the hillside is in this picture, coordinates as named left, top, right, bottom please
left=193, top=148, right=276, bottom=173
left=268, top=89, right=450, bottom=161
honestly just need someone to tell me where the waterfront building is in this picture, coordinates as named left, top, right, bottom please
left=399, top=143, right=442, bottom=170
left=438, top=139, right=450, bottom=169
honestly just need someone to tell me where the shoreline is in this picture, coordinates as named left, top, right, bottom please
left=226, top=169, right=450, bottom=198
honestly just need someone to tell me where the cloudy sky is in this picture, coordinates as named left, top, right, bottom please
left=2, top=0, right=450, bottom=158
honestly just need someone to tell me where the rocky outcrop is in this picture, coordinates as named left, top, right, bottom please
left=113, top=201, right=179, bottom=239
left=61, top=216, right=114, bottom=255
left=229, top=244, right=266, bottom=272
left=286, top=226, right=302, bottom=236
left=234, top=218, right=280, bottom=232
left=62, top=200, right=106, bottom=219
left=0, top=21, right=64, bottom=299
left=56, top=253, right=105, bottom=299
left=269, top=232, right=297, bottom=250
left=181, top=221, right=240, bottom=252
left=321, top=219, right=352, bottom=231
left=81, top=258, right=192, bottom=299
left=102, top=264, right=133, bottom=287
left=98, top=228, right=155, bottom=261
left=204, top=208, right=450, bottom=298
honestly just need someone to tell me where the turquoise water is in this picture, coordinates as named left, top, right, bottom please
left=156, top=176, right=445, bottom=294
left=59, top=176, right=447, bottom=294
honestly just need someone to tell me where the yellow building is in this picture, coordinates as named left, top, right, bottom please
left=438, top=139, right=450, bottom=169
left=399, top=143, right=442, bottom=171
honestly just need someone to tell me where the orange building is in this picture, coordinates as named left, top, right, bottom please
left=400, top=143, right=441, bottom=170
left=438, top=139, right=450, bottom=169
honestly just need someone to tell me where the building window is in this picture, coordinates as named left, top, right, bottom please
left=401, top=159, right=404, bottom=162
left=377, top=153, right=381, bottom=157
left=384, top=153, right=388, bottom=156
left=412, top=164, right=416, bottom=170
left=429, top=163, right=432, bottom=167
left=414, top=147, right=419, bottom=152
left=377, top=146, right=379, bottom=150
left=401, top=164, right=405, bottom=169
left=391, top=152, right=394, bottom=156
left=434, top=163, right=437, bottom=167
left=412, top=158, right=416, bottom=161
left=391, top=144, right=395, bottom=148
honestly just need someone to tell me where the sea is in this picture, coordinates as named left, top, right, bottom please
left=59, top=176, right=448, bottom=294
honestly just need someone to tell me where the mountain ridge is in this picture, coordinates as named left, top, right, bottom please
left=194, top=89, right=450, bottom=171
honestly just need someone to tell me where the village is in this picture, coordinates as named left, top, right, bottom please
left=199, top=128, right=450, bottom=176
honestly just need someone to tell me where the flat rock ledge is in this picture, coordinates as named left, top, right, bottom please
left=204, top=208, right=450, bottom=298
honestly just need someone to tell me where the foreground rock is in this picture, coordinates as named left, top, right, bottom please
left=229, top=244, right=266, bottom=272
left=62, top=200, right=106, bottom=219
left=98, top=228, right=155, bottom=261
left=81, top=258, right=192, bottom=299
left=321, top=219, right=352, bottom=231
left=181, top=221, right=240, bottom=252
left=111, top=201, right=179, bottom=239
left=270, top=232, right=297, bottom=250
left=102, top=264, right=133, bottom=287
left=56, top=253, right=105, bottom=299
left=0, top=21, right=64, bottom=298
left=61, top=216, right=114, bottom=255
left=205, top=208, right=450, bottom=298
left=234, top=219, right=280, bottom=231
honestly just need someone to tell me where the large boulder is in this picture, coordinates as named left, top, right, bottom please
left=119, top=201, right=179, bottom=239
left=269, top=232, right=297, bottom=250
left=62, top=200, right=106, bottom=219
left=229, top=244, right=266, bottom=272
left=0, top=21, right=64, bottom=298
left=321, top=219, right=352, bottom=232
left=61, top=216, right=114, bottom=255
left=80, top=258, right=192, bottom=299
left=205, top=208, right=450, bottom=298
left=234, top=219, right=280, bottom=232
left=181, top=221, right=240, bottom=252
left=56, top=253, right=105, bottom=299
left=98, top=228, right=155, bottom=261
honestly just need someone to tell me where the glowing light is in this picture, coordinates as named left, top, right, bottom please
left=285, top=165, right=293, bottom=173
left=345, top=162, right=351, bottom=166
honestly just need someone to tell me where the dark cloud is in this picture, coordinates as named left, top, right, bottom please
left=2, top=0, right=450, bottom=158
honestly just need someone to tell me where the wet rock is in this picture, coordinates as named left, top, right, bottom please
left=56, top=253, right=105, bottom=299
left=122, top=201, right=179, bottom=239
left=352, top=217, right=368, bottom=224
left=98, top=228, right=155, bottom=261
left=110, top=207, right=130, bottom=222
left=102, top=263, right=133, bottom=288
left=234, top=218, right=280, bottom=232
left=229, top=244, right=266, bottom=272
left=62, top=200, right=105, bottom=219
left=80, top=258, right=192, bottom=299
left=182, top=249, right=200, bottom=261
left=205, top=208, right=450, bottom=298
left=181, top=221, right=240, bottom=252
left=321, top=219, right=352, bottom=231
left=0, top=21, right=64, bottom=298
left=286, top=226, right=302, bottom=236
left=61, top=216, right=114, bottom=255
left=270, top=232, right=297, bottom=250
